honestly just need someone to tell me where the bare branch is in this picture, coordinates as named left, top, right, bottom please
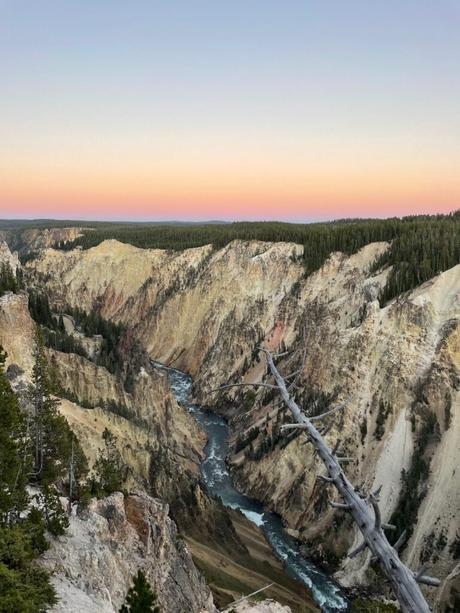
left=369, top=494, right=382, bottom=531
left=211, top=382, right=279, bottom=393
left=261, top=348, right=433, bottom=612
left=413, top=564, right=441, bottom=586
left=349, top=540, right=368, bottom=558
left=330, top=501, right=352, bottom=510
left=382, top=523, right=397, bottom=531
left=280, top=423, right=308, bottom=431
left=394, top=530, right=407, bottom=552
left=309, top=401, right=347, bottom=422
left=332, top=439, right=342, bottom=455
left=416, top=564, right=428, bottom=580
left=220, top=582, right=275, bottom=612
left=415, top=571, right=441, bottom=587
left=373, top=484, right=383, bottom=498
left=284, top=369, right=303, bottom=380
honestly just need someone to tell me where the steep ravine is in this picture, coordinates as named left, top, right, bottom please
left=154, top=362, right=347, bottom=612
left=27, top=238, right=460, bottom=609
left=1, top=241, right=316, bottom=612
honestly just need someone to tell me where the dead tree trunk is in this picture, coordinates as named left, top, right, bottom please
left=260, top=349, right=437, bottom=613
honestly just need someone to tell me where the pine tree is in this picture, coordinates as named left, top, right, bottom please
left=0, top=347, right=30, bottom=525
left=0, top=347, right=56, bottom=611
left=120, top=570, right=160, bottom=613
left=91, top=428, right=127, bottom=496
left=34, top=485, right=69, bottom=536
left=28, top=331, right=62, bottom=483
left=0, top=262, right=18, bottom=295
left=28, top=330, right=88, bottom=492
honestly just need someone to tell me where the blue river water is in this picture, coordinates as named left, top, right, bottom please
left=153, top=362, right=348, bottom=612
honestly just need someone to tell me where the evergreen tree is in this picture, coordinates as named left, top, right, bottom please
left=0, top=347, right=29, bottom=525
left=55, top=212, right=460, bottom=303
left=91, top=428, right=127, bottom=496
left=120, top=570, right=160, bottom=613
left=0, top=262, right=18, bottom=295
left=28, top=331, right=63, bottom=483
left=0, top=349, right=56, bottom=611
left=0, top=524, right=56, bottom=613
left=28, top=330, right=89, bottom=494
left=34, top=486, right=69, bottom=536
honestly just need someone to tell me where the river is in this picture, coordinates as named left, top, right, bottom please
left=153, top=362, right=348, bottom=612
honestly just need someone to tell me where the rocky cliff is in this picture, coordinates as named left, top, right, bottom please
left=27, top=239, right=303, bottom=383
left=0, top=239, right=21, bottom=271
left=1, top=227, right=84, bottom=254
left=27, top=238, right=460, bottom=609
left=46, top=348, right=205, bottom=495
left=0, top=291, right=37, bottom=377
left=0, top=257, right=218, bottom=613
left=41, top=491, right=215, bottom=613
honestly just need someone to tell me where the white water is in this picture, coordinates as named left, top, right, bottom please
left=153, top=362, right=349, bottom=612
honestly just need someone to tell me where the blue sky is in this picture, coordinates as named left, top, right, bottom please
left=1, top=1, right=459, bottom=220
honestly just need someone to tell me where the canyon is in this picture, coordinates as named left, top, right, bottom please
left=1, top=229, right=459, bottom=611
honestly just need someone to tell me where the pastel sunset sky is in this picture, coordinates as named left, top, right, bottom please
left=1, top=1, right=459, bottom=221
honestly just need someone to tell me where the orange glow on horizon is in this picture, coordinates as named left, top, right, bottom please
left=1, top=155, right=458, bottom=220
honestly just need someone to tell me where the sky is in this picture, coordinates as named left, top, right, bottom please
left=1, top=1, right=459, bottom=222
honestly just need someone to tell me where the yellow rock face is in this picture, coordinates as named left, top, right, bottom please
left=0, top=292, right=36, bottom=376
left=27, top=238, right=460, bottom=606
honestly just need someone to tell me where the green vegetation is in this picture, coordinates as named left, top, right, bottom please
left=234, top=426, right=260, bottom=454
left=0, top=262, right=19, bottom=295
left=0, top=522, right=57, bottom=613
left=90, top=428, right=127, bottom=497
left=33, top=486, right=69, bottom=537
left=371, top=215, right=460, bottom=303
left=42, top=327, right=88, bottom=358
left=0, top=332, right=98, bottom=610
left=0, top=347, right=29, bottom=524
left=444, top=392, right=453, bottom=430
left=28, top=291, right=87, bottom=359
left=0, top=346, right=56, bottom=611
left=351, top=598, right=399, bottom=612
left=54, top=212, right=460, bottom=301
left=28, top=332, right=88, bottom=488
left=120, top=569, right=160, bottom=613
left=374, top=400, right=392, bottom=441
left=389, top=410, right=439, bottom=548
left=27, top=291, right=55, bottom=329
left=28, top=290, right=127, bottom=374
left=67, top=306, right=125, bottom=374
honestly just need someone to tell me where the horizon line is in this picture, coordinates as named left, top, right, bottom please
left=1, top=210, right=458, bottom=226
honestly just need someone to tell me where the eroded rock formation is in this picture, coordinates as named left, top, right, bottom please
left=26, top=237, right=460, bottom=608
left=40, top=491, right=215, bottom=613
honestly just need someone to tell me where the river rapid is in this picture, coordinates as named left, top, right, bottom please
left=153, top=362, right=348, bottom=612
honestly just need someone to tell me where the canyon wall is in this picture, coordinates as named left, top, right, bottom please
left=0, top=254, right=217, bottom=613
left=41, top=491, right=215, bottom=613
left=1, top=227, right=84, bottom=254
left=27, top=238, right=460, bottom=609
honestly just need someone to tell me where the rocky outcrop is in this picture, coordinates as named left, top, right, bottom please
left=1, top=227, right=84, bottom=254
left=27, top=238, right=460, bottom=608
left=27, top=239, right=304, bottom=387
left=48, top=349, right=206, bottom=509
left=47, top=349, right=204, bottom=469
left=0, top=291, right=36, bottom=377
left=0, top=239, right=20, bottom=271
left=0, top=284, right=220, bottom=613
left=40, top=491, right=215, bottom=613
